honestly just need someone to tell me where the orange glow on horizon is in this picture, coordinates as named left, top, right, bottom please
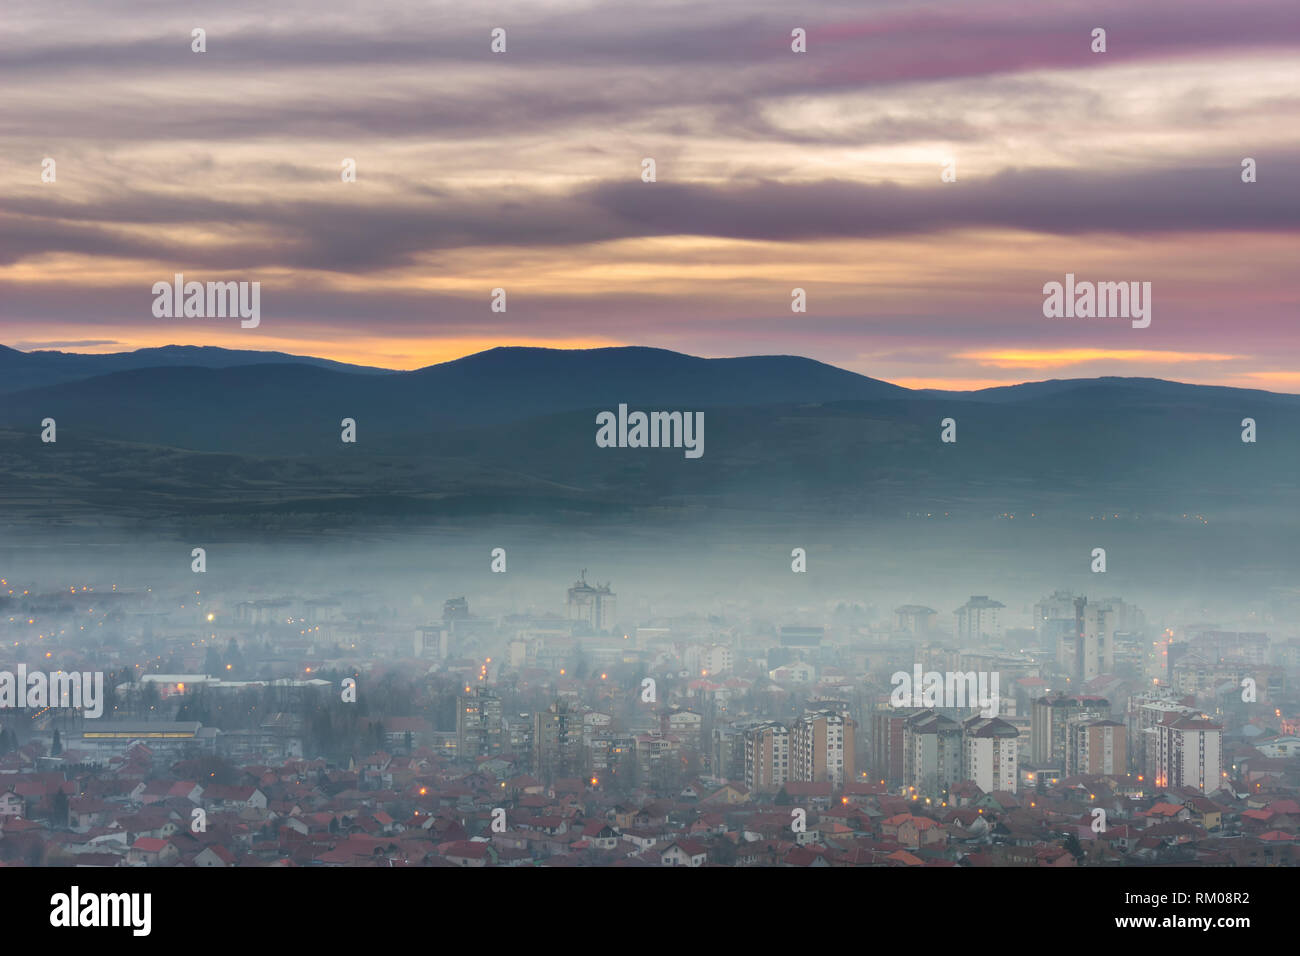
left=890, top=377, right=1018, bottom=391
left=956, top=347, right=1242, bottom=369
left=8, top=334, right=1297, bottom=395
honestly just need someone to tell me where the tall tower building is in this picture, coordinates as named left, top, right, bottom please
left=1033, top=590, right=1076, bottom=627
left=457, top=686, right=503, bottom=760
left=443, top=596, right=470, bottom=621
left=1073, top=597, right=1116, bottom=681
left=712, top=723, right=749, bottom=782
left=744, top=721, right=790, bottom=794
left=894, top=605, right=938, bottom=637
left=903, top=710, right=963, bottom=795
left=634, top=732, right=682, bottom=790
left=1035, top=590, right=1077, bottom=658
left=953, top=596, right=1005, bottom=642
left=872, top=710, right=915, bottom=787
left=566, top=571, right=617, bottom=633
left=1154, top=714, right=1222, bottom=792
left=533, top=700, right=579, bottom=781
left=1127, top=692, right=1196, bottom=775
left=791, top=708, right=855, bottom=787
left=1031, top=694, right=1109, bottom=765
left=962, top=715, right=1019, bottom=793
left=1065, top=717, right=1127, bottom=776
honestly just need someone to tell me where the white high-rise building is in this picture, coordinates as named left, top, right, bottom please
left=1154, top=714, right=1222, bottom=792
left=1129, top=694, right=1196, bottom=775
left=954, top=596, right=1005, bottom=641
left=963, top=715, right=1019, bottom=793
left=1077, top=599, right=1116, bottom=681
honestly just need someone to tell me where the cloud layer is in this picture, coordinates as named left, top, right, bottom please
left=1, top=0, right=1297, bottom=387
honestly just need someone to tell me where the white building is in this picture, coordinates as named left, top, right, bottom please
left=963, top=715, right=1019, bottom=793
left=1155, top=715, right=1222, bottom=792
left=769, top=661, right=815, bottom=683
left=1256, top=736, right=1300, bottom=759
left=1076, top=600, right=1116, bottom=681
left=1129, top=695, right=1197, bottom=775
left=699, top=644, right=733, bottom=676
left=954, top=596, right=1005, bottom=642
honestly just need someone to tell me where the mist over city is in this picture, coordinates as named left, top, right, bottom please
left=1, top=340, right=1298, bottom=877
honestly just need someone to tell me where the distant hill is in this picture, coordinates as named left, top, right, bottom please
left=0, top=343, right=394, bottom=393
left=1, top=344, right=1297, bottom=529
left=4, top=342, right=1296, bottom=412
left=915, top=376, right=1300, bottom=407
left=0, top=346, right=911, bottom=451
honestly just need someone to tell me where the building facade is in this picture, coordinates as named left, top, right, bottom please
left=791, top=709, right=855, bottom=787
left=744, top=721, right=790, bottom=794
left=962, top=715, right=1019, bottom=793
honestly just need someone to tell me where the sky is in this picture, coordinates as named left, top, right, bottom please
left=2, top=0, right=1297, bottom=390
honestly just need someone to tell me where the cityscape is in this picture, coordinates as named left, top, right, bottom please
left=2, top=561, right=1297, bottom=868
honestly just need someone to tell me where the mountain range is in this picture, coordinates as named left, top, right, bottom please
left=3, top=343, right=1297, bottom=446
left=0, top=343, right=1297, bottom=528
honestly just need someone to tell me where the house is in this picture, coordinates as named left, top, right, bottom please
left=769, top=662, right=815, bottom=684
left=0, top=790, right=23, bottom=818
left=442, top=841, right=494, bottom=867
left=1098, top=825, right=1138, bottom=853
left=134, top=780, right=204, bottom=805
left=580, top=821, right=620, bottom=850
left=521, top=815, right=567, bottom=836
left=784, top=846, right=832, bottom=867
left=495, top=845, right=534, bottom=867
left=194, top=845, right=238, bottom=867
left=660, top=840, right=708, bottom=867
left=506, top=776, right=545, bottom=798
left=1145, top=802, right=1191, bottom=825
left=1183, top=797, right=1223, bottom=831
left=608, top=805, right=637, bottom=829
left=127, top=837, right=179, bottom=867
left=314, top=843, right=384, bottom=866
left=948, top=781, right=984, bottom=807
left=68, top=797, right=114, bottom=831
left=880, top=813, right=946, bottom=850
left=975, top=791, right=1020, bottom=812
left=700, top=783, right=750, bottom=806
left=689, top=813, right=728, bottom=836
left=621, top=828, right=663, bottom=851
left=633, top=802, right=671, bottom=827
left=884, top=849, right=924, bottom=867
